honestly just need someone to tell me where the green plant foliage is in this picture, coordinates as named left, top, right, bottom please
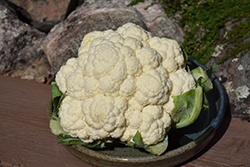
left=127, top=0, right=145, bottom=6
left=163, top=0, right=250, bottom=64
left=58, top=134, right=106, bottom=149
left=128, top=0, right=250, bottom=64
left=51, top=82, right=66, bottom=116
left=126, top=131, right=169, bottom=155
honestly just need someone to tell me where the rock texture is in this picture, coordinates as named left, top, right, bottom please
left=0, top=4, right=47, bottom=76
left=44, top=0, right=184, bottom=74
left=43, top=2, right=145, bottom=74
left=215, top=52, right=250, bottom=119
left=6, top=0, right=78, bottom=32
left=127, top=0, right=184, bottom=43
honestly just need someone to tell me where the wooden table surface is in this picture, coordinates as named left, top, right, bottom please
left=0, top=75, right=250, bottom=167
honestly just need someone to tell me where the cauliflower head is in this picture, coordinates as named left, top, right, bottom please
left=55, top=23, right=196, bottom=145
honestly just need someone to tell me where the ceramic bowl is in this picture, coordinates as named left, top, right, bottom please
left=47, top=58, right=226, bottom=167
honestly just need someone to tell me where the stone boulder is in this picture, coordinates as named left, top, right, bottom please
left=126, top=0, right=184, bottom=43
left=215, top=52, right=250, bottom=120
left=6, top=0, right=78, bottom=32
left=0, top=4, right=47, bottom=75
left=43, top=0, right=184, bottom=74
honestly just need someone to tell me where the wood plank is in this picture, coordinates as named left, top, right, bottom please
left=0, top=75, right=92, bottom=167
left=0, top=75, right=250, bottom=167
left=183, top=116, right=250, bottom=166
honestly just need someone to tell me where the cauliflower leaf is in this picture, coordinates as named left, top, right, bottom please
left=191, top=65, right=217, bottom=110
left=49, top=115, right=66, bottom=136
left=171, top=65, right=213, bottom=129
left=144, top=135, right=169, bottom=156
left=58, top=134, right=106, bottom=149
left=191, top=67, right=213, bottom=93
left=51, top=81, right=66, bottom=116
left=171, top=86, right=203, bottom=129
left=126, top=131, right=169, bottom=155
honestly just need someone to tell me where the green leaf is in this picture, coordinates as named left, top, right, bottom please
left=58, top=134, right=106, bottom=149
left=127, top=131, right=169, bottom=155
left=127, top=0, right=144, bottom=6
left=171, top=86, right=203, bottom=129
left=190, top=66, right=214, bottom=111
left=56, top=92, right=66, bottom=112
left=125, top=131, right=146, bottom=148
left=206, top=63, right=219, bottom=78
left=191, top=66, right=213, bottom=93
left=126, top=141, right=136, bottom=147
left=51, top=82, right=62, bottom=100
left=203, top=93, right=209, bottom=111
left=51, top=82, right=66, bottom=116
left=49, top=115, right=66, bottom=136
left=133, top=131, right=144, bottom=148
left=145, top=135, right=168, bottom=155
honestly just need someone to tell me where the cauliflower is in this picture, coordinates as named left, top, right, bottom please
left=51, top=23, right=206, bottom=154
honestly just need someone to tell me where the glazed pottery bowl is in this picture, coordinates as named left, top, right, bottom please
left=47, top=58, right=226, bottom=167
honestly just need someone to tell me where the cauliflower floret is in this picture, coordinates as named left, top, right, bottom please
left=117, top=22, right=151, bottom=41
left=124, top=37, right=143, bottom=50
left=125, top=56, right=142, bottom=76
left=81, top=95, right=126, bottom=142
left=134, top=67, right=172, bottom=107
left=65, top=69, right=85, bottom=100
left=119, top=75, right=136, bottom=99
left=163, top=68, right=196, bottom=114
left=149, top=37, right=184, bottom=73
left=140, top=106, right=171, bottom=144
left=121, top=105, right=171, bottom=145
left=136, top=47, right=162, bottom=72
left=59, top=96, right=89, bottom=141
left=79, top=31, right=103, bottom=54
left=103, top=30, right=124, bottom=45
left=169, top=68, right=196, bottom=96
left=55, top=23, right=196, bottom=146
left=55, top=57, right=77, bottom=93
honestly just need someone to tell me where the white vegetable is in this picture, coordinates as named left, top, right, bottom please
left=55, top=23, right=196, bottom=145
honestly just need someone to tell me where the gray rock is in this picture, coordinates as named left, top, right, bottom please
left=126, top=0, right=184, bottom=43
left=9, top=56, right=52, bottom=83
left=6, top=0, right=78, bottom=33
left=44, top=0, right=185, bottom=74
left=0, top=4, right=46, bottom=74
left=44, top=0, right=147, bottom=74
left=216, top=52, right=250, bottom=120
